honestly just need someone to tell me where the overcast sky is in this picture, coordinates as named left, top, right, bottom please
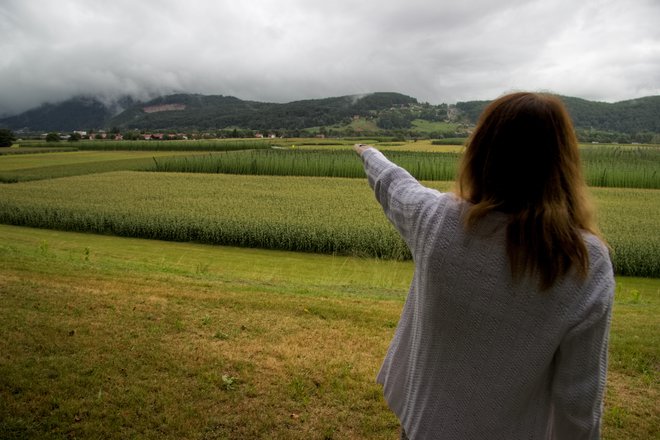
left=1, top=0, right=659, bottom=116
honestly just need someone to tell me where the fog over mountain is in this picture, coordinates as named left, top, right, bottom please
left=1, top=0, right=659, bottom=117
left=2, top=92, right=659, bottom=143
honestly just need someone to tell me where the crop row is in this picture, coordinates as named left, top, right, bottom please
left=4, top=143, right=656, bottom=188
left=580, top=145, right=660, bottom=189
left=0, top=171, right=657, bottom=277
left=147, top=149, right=460, bottom=181
left=145, top=146, right=660, bottom=189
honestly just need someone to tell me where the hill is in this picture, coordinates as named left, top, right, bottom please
left=107, top=92, right=419, bottom=131
left=455, top=95, right=660, bottom=142
left=1, top=92, right=659, bottom=142
left=561, top=95, right=660, bottom=135
left=0, top=96, right=136, bottom=133
left=0, top=92, right=420, bottom=133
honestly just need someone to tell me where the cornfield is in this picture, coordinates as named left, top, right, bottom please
left=581, top=145, right=660, bottom=189
left=0, top=171, right=657, bottom=277
left=591, top=186, right=660, bottom=276
left=146, top=149, right=460, bottom=181
left=143, top=145, right=660, bottom=189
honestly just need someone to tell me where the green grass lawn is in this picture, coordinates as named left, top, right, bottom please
left=0, top=151, right=203, bottom=171
left=0, top=225, right=657, bottom=439
left=410, top=119, right=460, bottom=135
left=0, top=151, right=212, bottom=182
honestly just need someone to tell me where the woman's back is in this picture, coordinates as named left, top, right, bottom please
left=357, top=92, right=615, bottom=439
left=369, top=181, right=614, bottom=439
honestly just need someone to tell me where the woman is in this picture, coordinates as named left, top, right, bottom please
left=354, top=92, right=614, bottom=439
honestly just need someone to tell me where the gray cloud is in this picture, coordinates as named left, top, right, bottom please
left=1, top=0, right=659, bottom=116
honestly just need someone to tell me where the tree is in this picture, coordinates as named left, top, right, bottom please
left=122, top=131, right=140, bottom=141
left=45, top=132, right=60, bottom=142
left=0, top=128, right=17, bottom=147
left=68, top=132, right=82, bottom=142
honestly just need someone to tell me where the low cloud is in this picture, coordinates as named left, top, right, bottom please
left=1, top=0, right=659, bottom=116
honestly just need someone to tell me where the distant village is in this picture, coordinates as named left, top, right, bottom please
left=49, top=130, right=296, bottom=141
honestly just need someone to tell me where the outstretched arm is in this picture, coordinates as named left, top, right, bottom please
left=353, top=143, right=371, bottom=156
left=353, top=143, right=443, bottom=255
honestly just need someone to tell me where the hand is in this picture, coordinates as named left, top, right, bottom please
left=353, top=143, right=372, bottom=156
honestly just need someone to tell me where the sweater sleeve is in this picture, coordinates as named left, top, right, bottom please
left=550, top=252, right=615, bottom=440
left=360, top=148, right=442, bottom=254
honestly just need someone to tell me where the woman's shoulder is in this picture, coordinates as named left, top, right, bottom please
left=578, top=232, right=615, bottom=303
left=582, top=232, right=612, bottom=267
left=431, top=191, right=468, bottom=218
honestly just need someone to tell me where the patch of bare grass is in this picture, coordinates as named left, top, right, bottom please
left=0, top=265, right=400, bottom=439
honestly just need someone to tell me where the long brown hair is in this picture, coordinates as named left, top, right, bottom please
left=456, top=92, right=599, bottom=289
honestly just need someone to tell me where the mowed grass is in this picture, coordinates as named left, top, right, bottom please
left=0, top=225, right=657, bottom=439
left=410, top=119, right=461, bottom=135
left=0, top=151, right=197, bottom=171
left=0, top=225, right=406, bottom=439
left=0, top=145, right=78, bottom=155
left=0, top=151, right=213, bottom=182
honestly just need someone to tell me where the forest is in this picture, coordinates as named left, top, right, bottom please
left=2, top=92, right=659, bottom=143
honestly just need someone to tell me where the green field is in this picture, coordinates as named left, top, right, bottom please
left=0, top=151, right=201, bottom=171
left=142, top=146, right=660, bottom=189
left=0, top=142, right=658, bottom=438
left=0, top=145, right=78, bottom=155
left=0, top=171, right=658, bottom=276
left=0, top=151, right=213, bottom=183
left=0, top=140, right=464, bottom=182
left=147, top=150, right=461, bottom=181
left=581, top=145, right=660, bottom=189
left=410, top=119, right=461, bottom=135
left=0, top=225, right=656, bottom=439
left=11, top=140, right=655, bottom=185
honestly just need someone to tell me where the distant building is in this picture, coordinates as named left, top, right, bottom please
left=142, top=133, right=165, bottom=140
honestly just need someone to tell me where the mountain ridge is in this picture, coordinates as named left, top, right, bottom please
left=1, top=92, right=659, bottom=141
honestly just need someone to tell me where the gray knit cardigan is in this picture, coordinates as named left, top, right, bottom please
left=361, top=148, right=615, bottom=440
